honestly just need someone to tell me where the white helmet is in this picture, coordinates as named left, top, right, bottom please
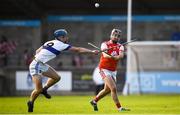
left=110, top=28, right=122, bottom=38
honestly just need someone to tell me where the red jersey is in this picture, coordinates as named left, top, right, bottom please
left=99, top=40, right=124, bottom=71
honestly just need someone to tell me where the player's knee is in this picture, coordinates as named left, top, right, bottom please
left=35, top=88, right=43, bottom=94
left=107, top=89, right=111, bottom=94
left=104, top=88, right=111, bottom=93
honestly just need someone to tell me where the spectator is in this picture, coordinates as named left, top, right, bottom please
left=72, top=54, right=83, bottom=67
left=0, top=35, right=17, bottom=66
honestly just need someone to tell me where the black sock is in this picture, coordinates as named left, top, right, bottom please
left=28, top=100, right=34, bottom=104
left=43, top=86, right=49, bottom=91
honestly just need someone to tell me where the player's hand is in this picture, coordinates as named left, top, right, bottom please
left=92, top=50, right=99, bottom=55
left=112, top=55, right=123, bottom=60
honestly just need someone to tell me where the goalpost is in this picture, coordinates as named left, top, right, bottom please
left=123, top=0, right=133, bottom=95
left=123, top=41, right=180, bottom=94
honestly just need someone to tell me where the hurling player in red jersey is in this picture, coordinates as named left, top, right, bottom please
left=90, top=29, right=130, bottom=112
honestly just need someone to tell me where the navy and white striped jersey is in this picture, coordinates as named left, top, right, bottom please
left=35, top=39, right=71, bottom=63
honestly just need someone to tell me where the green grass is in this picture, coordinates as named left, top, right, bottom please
left=0, top=94, right=180, bottom=114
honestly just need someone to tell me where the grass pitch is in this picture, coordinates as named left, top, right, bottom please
left=0, top=94, right=180, bottom=114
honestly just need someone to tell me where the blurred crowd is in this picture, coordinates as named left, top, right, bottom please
left=0, top=35, right=17, bottom=67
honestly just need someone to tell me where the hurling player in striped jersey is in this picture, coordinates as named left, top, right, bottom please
left=27, top=29, right=98, bottom=112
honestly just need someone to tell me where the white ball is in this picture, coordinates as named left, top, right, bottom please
left=95, top=3, right=99, bottom=8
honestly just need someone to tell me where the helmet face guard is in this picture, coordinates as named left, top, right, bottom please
left=110, top=29, right=122, bottom=39
left=54, top=29, right=68, bottom=39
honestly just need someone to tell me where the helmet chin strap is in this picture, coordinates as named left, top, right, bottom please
left=112, top=41, right=118, bottom=44
left=111, top=39, right=118, bottom=44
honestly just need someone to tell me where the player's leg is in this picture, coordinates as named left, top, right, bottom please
left=90, top=69, right=111, bottom=111
left=92, top=69, right=111, bottom=103
left=95, top=84, right=104, bottom=95
left=27, top=75, right=43, bottom=112
left=104, top=76, right=130, bottom=111
left=90, top=83, right=110, bottom=111
left=41, top=66, right=61, bottom=98
left=93, top=83, right=110, bottom=102
left=104, top=76, right=121, bottom=109
left=42, top=65, right=61, bottom=89
left=95, top=85, right=99, bottom=95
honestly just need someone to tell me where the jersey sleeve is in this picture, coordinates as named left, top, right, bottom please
left=62, top=43, right=72, bottom=51
left=101, top=42, right=108, bottom=51
left=55, top=41, right=72, bottom=51
left=119, top=45, right=124, bottom=52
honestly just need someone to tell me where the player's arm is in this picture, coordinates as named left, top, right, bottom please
left=35, top=46, right=43, bottom=54
left=102, top=52, right=113, bottom=58
left=101, top=42, right=115, bottom=59
left=112, top=45, right=124, bottom=60
left=69, top=46, right=98, bottom=54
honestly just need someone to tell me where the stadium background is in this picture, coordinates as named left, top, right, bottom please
left=0, top=0, right=180, bottom=96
